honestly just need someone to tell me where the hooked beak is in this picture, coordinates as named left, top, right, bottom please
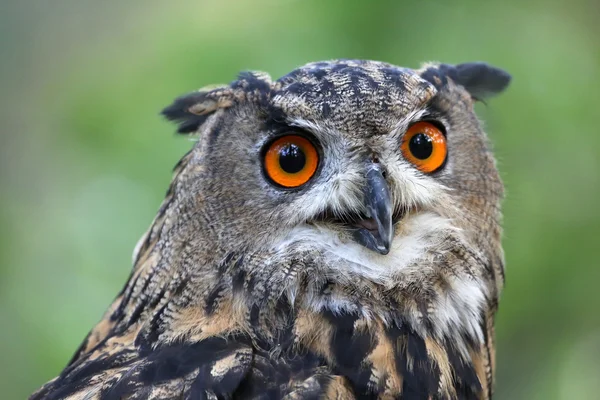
left=351, top=165, right=394, bottom=255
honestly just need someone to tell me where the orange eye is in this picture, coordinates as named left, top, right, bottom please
left=401, top=122, right=447, bottom=173
left=263, top=135, right=319, bottom=188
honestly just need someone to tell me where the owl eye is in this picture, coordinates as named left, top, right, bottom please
left=263, top=135, right=319, bottom=188
left=401, top=121, right=447, bottom=173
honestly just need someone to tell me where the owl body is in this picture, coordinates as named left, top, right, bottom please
left=32, top=60, right=510, bottom=399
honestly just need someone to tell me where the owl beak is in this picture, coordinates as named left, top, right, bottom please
left=352, top=165, right=393, bottom=255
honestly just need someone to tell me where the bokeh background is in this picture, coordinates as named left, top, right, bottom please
left=1, top=0, right=599, bottom=398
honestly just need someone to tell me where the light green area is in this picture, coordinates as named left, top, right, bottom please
left=1, top=1, right=599, bottom=398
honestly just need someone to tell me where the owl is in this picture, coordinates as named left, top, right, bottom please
left=32, top=59, right=510, bottom=400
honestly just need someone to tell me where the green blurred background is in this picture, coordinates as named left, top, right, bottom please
left=1, top=0, right=599, bottom=398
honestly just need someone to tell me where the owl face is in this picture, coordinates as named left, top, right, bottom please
left=164, top=60, right=507, bottom=288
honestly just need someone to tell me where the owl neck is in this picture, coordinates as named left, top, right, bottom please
left=103, top=229, right=498, bottom=399
left=172, top=249, right=495, bottom=397
left=175, top=253, right=496, bottom=398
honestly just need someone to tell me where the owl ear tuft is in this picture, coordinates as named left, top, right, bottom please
left=162, top=72, right=274, bottom=135
left=452, top=62, right=511, bottom=100
left=421, top=62, right=511, bottom=101
left=161, top=86, right=235, bottom=134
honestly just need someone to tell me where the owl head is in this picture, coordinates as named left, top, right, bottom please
left=160, top=59, right=508, bottom=278
left=145, top=60, right=510, bottom=346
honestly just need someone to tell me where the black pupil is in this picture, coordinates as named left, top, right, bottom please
left=408, top=133, right=433, bottom=160
left=279, top=144, right=306, bottom=173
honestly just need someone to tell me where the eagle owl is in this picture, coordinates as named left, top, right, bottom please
left=32, top=60, right=510, bottom=399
